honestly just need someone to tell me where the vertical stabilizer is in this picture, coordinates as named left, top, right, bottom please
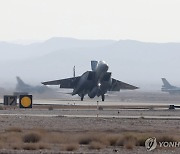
left=91, top=60, right=98, bottom=71
left=16, top=76, right=31, bottom=92
left=161, top=78, right=173, bottom=88
left=16, top=76, right=25, bottom=86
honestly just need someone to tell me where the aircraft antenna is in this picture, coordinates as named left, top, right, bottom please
left=73, top=66, right=75, bottom=77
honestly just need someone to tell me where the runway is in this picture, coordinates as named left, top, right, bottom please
left=1, top=96, right=180, bottom=106
left=0, top=105, right=179, bottom=119
left=0, top=113, right=180, bottom=120
left=33, top=99, right=180, bottom=106
left=0, top=96, right=180, bottom=121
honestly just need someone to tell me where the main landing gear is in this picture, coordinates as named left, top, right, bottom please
left=81, top=94, right=84, bottom=101
left=101, top=94, right=105, bottom=101
left=80, top=94, right=105, bottom=101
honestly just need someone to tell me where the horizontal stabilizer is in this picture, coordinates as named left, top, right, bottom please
left=42, top=80, right=61, bottom=85
left=109, top=78, right=139, bottom=91
left=42, top=76, right=80, bottom=89
left=57, top=91, right=72, bottom=95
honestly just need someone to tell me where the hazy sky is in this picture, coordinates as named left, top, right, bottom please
left=0, top=0, right=180, bottom=42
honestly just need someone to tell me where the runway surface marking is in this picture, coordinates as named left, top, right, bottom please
left=1, top=98, right=180, bottom=106
left=0, top=113, right=180, bottom=119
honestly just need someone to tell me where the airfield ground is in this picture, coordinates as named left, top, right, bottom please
left=0, top=91, right=180, bottom=154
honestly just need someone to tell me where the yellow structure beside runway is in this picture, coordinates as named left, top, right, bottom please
left=19, top=95, right=32, bottom=108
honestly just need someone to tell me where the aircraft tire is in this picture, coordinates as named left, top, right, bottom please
left=102, top=94, right=105, bottom=101
left=81, top=95, right=84, bottom=101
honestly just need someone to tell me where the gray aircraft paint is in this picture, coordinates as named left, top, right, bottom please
left=16, top=76, right=51, bottom=94
left=161, top=78, right=180, bottom=94
left=42, top=61, right=138, bottom=101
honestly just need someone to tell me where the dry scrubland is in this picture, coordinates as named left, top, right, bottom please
left=0, top=127, right=179, bottom=153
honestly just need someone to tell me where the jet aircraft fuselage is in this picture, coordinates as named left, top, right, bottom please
left=42, top=61, right=138, bottom=101
left=72, top=61, right=110, bottom=100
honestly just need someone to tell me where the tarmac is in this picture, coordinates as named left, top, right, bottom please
left=0, top=91, right=180, bottom=121
left=0, top=98, right=180, bottom=120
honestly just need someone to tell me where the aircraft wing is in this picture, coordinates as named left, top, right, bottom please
left=109, top=78, right=138, bottom=91
left=42, top=77, right=80, bottom=88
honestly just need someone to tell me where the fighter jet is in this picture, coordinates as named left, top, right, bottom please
left=161, top=78, right=180, bottom=94
left=16, top=76, right=51, bottom=94
left=42, top=61, right=138, bottom=101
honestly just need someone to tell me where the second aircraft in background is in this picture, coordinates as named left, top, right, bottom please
left=161, top=78, right=180, bottom=94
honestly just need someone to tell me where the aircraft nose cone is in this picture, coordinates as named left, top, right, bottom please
left=98, top=61, right=109, bottom=72
left=102, top=63, right=109, bottom=72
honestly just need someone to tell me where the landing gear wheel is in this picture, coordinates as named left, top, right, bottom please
left=101, top=94, right=105, bottom=101
left=81, top=95, right=84, bottom=101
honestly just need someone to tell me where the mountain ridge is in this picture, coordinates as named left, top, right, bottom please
left=0, top=37, right=180, bottom=90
